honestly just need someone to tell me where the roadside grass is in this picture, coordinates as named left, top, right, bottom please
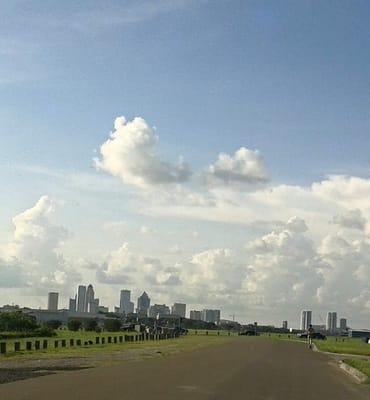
left=344, top=359, right=370, bottom=382
left=314, top=337, right=370, bottom=357
left=0, top=332, right=237, bottom=361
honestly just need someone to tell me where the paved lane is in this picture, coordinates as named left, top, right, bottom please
left=0, top=338, right=369, bottom=400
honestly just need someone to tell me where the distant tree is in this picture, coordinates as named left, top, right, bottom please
left=44, top=320, right=62, bottom=330
left=83, top=319, right=98, bottom=331
left=67, top=319, right=82, bottom=332
left=0, top=312, right=38, bottom=332
left=104, top=319, right=121, bottom=332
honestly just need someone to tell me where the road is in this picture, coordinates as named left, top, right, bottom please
left=0, top=338, right=369, bottom=400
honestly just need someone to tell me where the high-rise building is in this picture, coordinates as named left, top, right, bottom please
left=300, top=310, right=312, bottom=331
left=137, top=291, right=150, bottom=316
left=89, top=298, right=99, bottom=314
left=47, top=292, right=59, bottom=311
left=201, top=309, right=221, bottom=324
left=149, top=304, right=170, bottom=318
left=69, top=296, right=76, bottom=312
left=326, top=312, right=337, bottom=334
left=85, top=284, right=95, bottom=313
left=340, top=318, right=347, bottom=331
left=77, top=285, right=86, bottom=312
left=120, top=290, right=135, bottom=314
left=190, top=310, right=202, bottom=320
left=282, top=321, right=288, bottom=330
left=171, top=303, right=186, bottom=318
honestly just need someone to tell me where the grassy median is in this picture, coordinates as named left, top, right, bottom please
left=314, top=337, right=370, bottom=357
left=344, top=359, right=370, bottom=382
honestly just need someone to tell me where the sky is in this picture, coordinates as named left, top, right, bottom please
left=0, top=0, right=369, bottom=328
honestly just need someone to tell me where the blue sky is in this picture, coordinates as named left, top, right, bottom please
left=1, top=1, right=370, bottom=327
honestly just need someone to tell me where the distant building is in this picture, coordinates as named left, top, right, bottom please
left=137, top=292, right=150, bottom=316
left=171, top=303, right=186, bottom=318
left=47, top=292, right=59, bottom=311
left=98, top=306, right=109, bottom=313
left=69, top=296, right=77, bottom=312
left=77, top=285, right=86, bottom=312
left=300, top=310, right=312, bottom=331
left=282, top=321, right=288, bottom=330
left=201, top=309, right=221, bottom=324
left=89, top=298, right=99, bottom=314
left=85, top=284, right=95, bottom=313
left=120, top=290, right=135, bottom=314
left=326, top=312, right=337, bottom=334
left=340, top=318, right=347, bottom=331
left=149, top=304, right=170, bottom=318
left=348, top=329, right=370, bottom=338
left=190, top=310, right=201, bottom=320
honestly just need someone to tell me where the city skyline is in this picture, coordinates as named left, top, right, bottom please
left=0, top=1, right=369, bottom=327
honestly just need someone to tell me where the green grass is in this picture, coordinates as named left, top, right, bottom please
left=187, top=329, right=238, bottom=336
left=314, top=337, right=370, bottom=356
left=344, top=359, right=370, bottom=382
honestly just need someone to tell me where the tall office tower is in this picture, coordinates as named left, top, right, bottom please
left=69, top=296, right=77, bottom=312
left=190, top=310, right=202, bottom=320
left=326, top=312, right=337, bottom=333
left=201, top=309, right=221, bottom=324
left=89, top=298, right=99, bottom=314
left=282, top=321, right=288, bottom=329
left=171, top=303, right=186, bottom=318
left=85, top=284, right=95, bottom=313
left=119, top=290, right=134, bottom=314
left=340, top=318, right=347, bottom=331
left=300, top=310, right=312, bottom=331
left=47, top=292, right=59, bottom=311
left=77, top=285, right=86, bottom=312
left=137, top=291, right=150, bottom=316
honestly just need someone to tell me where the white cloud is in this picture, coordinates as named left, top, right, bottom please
left=95, top=116, right=191, bottom=188
left=332, top=209, right=366, bottom=231
left=206, top=147, right=268, bottom=185
left=0, top=196, right=80, bottom=292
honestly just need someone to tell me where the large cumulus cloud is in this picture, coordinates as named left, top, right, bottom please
left=95, top=116, right=191, bottom=188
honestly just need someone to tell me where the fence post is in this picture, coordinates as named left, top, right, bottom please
left=0, top=342, right=6, bottom=354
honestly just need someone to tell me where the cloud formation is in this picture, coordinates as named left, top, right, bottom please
left=95, top=116, right=191, bottom=188
left=206, top=147, right=268, bottom=184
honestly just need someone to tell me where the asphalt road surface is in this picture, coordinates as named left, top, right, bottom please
left=1, top=338, right=369, bottom=400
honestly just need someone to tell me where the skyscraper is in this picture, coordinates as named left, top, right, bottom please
left=340, top=318, right=347, bottom=331
left=137, top=291, right=150, bottom=316
left=326, top=312, right=337, bottom=334
left=300, top=310, right=312, bottom=331
left=171, top=303, right=186, bottom=318
left=120, top=290, right=134, bottom=314
left=69, top=296, right=76, bottom=312
left=77, top=285, right=86, bottom=312
left=85, top=284, right=95, bottom=313
left=201, top=309, right=221, bottom=324
left=47, top=292, right=59, bottom=311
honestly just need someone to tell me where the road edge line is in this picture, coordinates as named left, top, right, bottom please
left=338, top=361, right=368, bottom=384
